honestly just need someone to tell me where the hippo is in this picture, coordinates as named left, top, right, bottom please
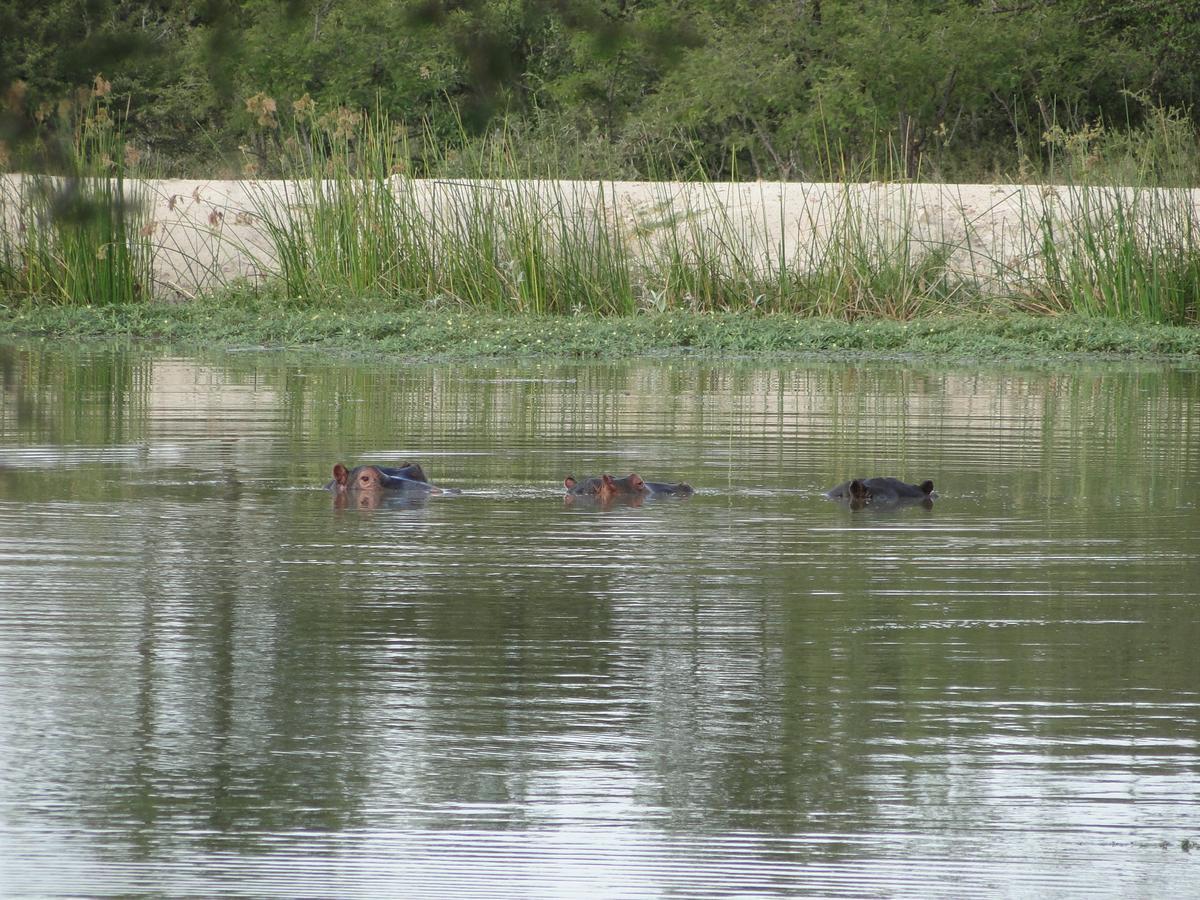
left=601, top=473, right=648, bottom=496
left=826, top=477, right=935, bottom=508
left=563, top=474, right=644, bottom=508
left=643, top=480, right=695, bottom=497
left=563, top=475, right=607, bottom=496
left=327, top=462, right=458, bottom=495
left=563, top=473, right=695, bottom=502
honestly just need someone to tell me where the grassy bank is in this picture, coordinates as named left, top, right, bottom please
left=4, top=295, right=1199, bottom=362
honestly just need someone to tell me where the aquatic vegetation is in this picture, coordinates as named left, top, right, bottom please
left=2, top=97, right=1199, bottom=327
left=1027, top=186, right=1200, bottom=324
left=4, top=295, right=1199, bottom=362
left=223, top=107, right=1200, bottom=326
left=241, top=111, right=636, bottom=316
left=0, top=84, right=153, bottom=307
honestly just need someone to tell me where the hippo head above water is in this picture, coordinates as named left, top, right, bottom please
left=564, top=473, right=695, bottom=502
left=826, top=477, right=935, bottom=508
left=563, top=473, right=648, bottom=497
left=603, top=473, right=647, bottom=495
left=328, top=461, right=458, bottom=496
left=563, top=475, right=605, bottom=496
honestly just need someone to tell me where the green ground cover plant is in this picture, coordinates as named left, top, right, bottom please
left=4, top=294, right=1199, bottom=362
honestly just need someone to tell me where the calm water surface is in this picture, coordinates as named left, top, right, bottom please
left=1, top=342, right=1198, bottom=898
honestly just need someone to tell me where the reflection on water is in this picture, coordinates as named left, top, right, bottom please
left=1, top=342, right=1199, bottom=897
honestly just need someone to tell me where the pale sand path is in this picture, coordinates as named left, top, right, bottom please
left=3, top=175, right=1197, bottom=300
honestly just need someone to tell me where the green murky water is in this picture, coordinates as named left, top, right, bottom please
left=2, top=342, right=1198, bottom=897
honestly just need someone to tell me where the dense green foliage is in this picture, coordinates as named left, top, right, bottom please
left=3, top=0, right=1199, bottom=180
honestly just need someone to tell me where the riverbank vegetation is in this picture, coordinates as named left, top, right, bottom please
left=5, top=295, right=1200, bottom=362
left=1, top=2, right=1199, bottom=341
left=5, top=94, right=1198, bottom=327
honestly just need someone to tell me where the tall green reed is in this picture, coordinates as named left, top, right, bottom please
left=1029, top=185, right=1200, bottom=324
left=633, top=153, right=969, bottom=320
left=245, top=104, right=636, bottom=314
left=6, top=89, right=1181, bottom=325
left=1, top=80, right=153, bottom=306
left=799, top=184, right=967, bottom=319
left=1040, top=93, right=1199, bottom=189
left=249, top=115, right=982, bottom=323
left=244, top=103, right=405, bottom=303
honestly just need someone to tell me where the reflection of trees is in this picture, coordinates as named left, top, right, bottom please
left=3, top=343, right=1200, bottom=865
left=1, top=343, right=147, bottom=445
left=44, top=484, right=386, bottom=844
left=327, top=499, right=628, bottom=826
left=0, top=344, right=39, bottom=430
left=26, top=489, right=311, bottom=838
left=592, top=505, right=893, bottom=838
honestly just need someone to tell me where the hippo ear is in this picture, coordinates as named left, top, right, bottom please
left=564, top=476, right=577, bottom=490
left=629, top=473, right=644, bottom=489
left=849, top=479, right=868, bottom=498
left=333, top=464, right=350, bottom=487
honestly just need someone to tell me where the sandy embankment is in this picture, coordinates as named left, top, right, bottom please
left=2, top=175, right=1195, bottom=300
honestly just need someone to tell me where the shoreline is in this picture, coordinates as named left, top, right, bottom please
left=3, top=175, right=1198, bottom=356
left=3, top=301, right=1198, bottom=364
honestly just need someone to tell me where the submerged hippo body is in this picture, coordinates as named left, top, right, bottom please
left=642, top=480, right=695, bottom=497
left=328, top=462, right=458, bottom=495
left=826, top=477, right=935, bottom=507
left=563, top=473, right=695, bottom=503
